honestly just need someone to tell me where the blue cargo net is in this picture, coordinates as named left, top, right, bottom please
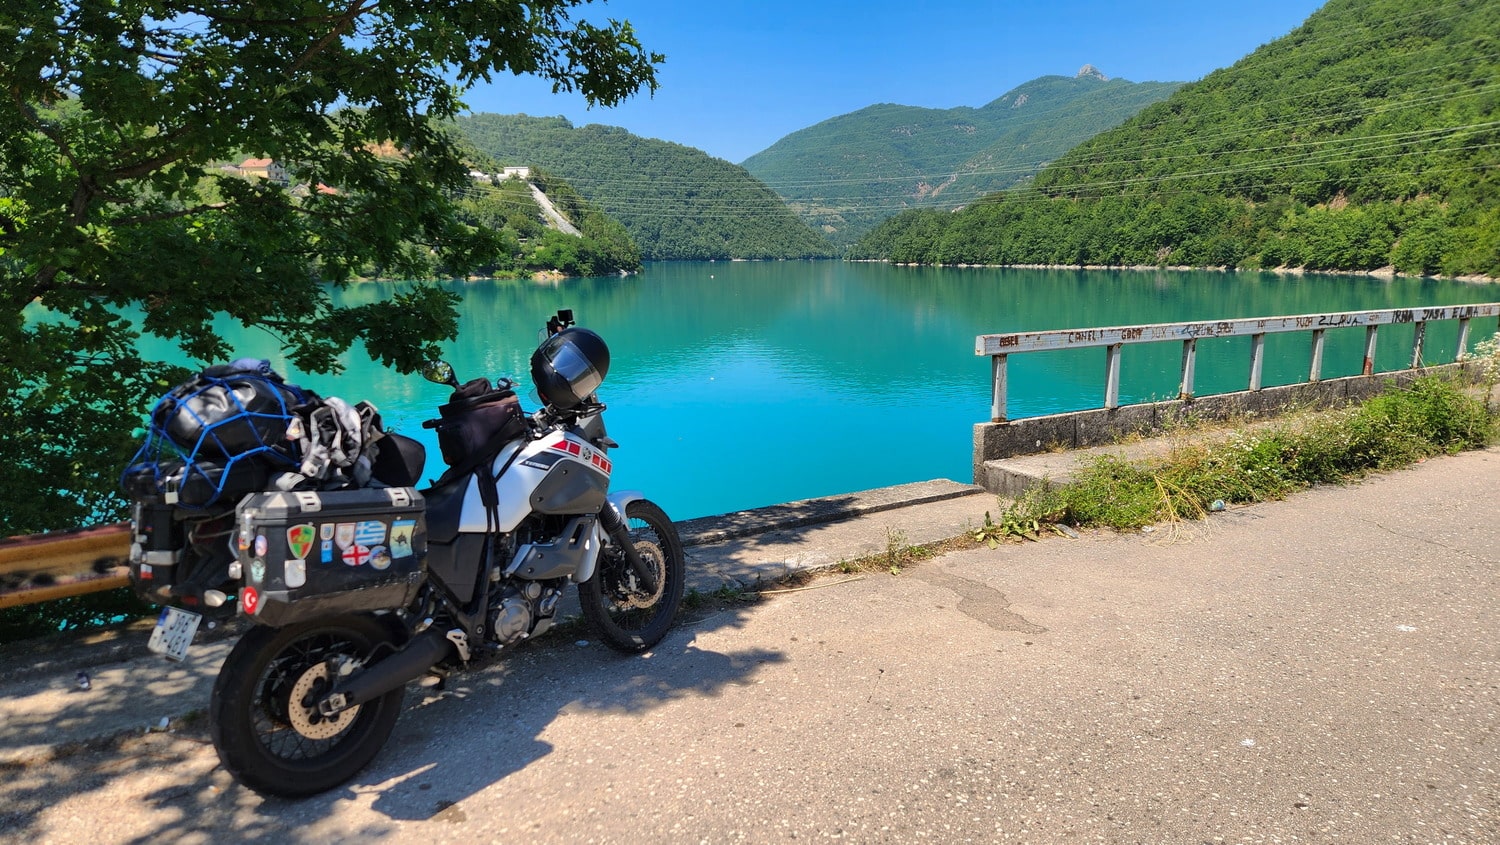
left=122, top=368, right=309, bottom=509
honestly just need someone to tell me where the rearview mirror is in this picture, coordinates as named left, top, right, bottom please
left=421, top=360, right=458, bottom=387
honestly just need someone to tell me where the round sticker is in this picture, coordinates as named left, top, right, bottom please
left=341, top=544, right=371, bottom=567
left=241, top=586, right=260, bottom=615
left=369, top=545, right=392, bottom=571
left=249, top=560, right=266, bottom=585
left=253, top=534, right=268, bottom=558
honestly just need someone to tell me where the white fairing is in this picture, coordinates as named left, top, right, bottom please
left=456, top=430, right=610, bottom=533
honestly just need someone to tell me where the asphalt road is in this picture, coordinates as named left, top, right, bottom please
left=2, top=452, right=1497, bottom=844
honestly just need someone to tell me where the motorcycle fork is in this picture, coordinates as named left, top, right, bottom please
left=599, top=501, right=659, bottom=595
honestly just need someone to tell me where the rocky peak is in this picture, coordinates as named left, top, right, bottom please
left=1076, top=64, right=1108, bottom=81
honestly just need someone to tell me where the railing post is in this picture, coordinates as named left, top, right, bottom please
left=990, top=354, right=1008, bottom=423
left=1104, top=344, right=1122, bottom=410
left=1456, top=317, right=1472, bottom=361
left=1411, top=321, right=1427, bottom=368
left=1179, top=338, right=1196, bottom=400
left=1309, top=328, right=1326, bottom=382
left=1248, top=333, right=1265, bottom=391
left=1363, top=325, right=1379, bottom=376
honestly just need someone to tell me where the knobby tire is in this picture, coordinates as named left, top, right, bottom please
left=580, top=498, right=686, bottom=653
left=209, top=614, right=405, bottom=797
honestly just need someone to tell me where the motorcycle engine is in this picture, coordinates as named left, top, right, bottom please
left=488, top=579, right=563, bottom=645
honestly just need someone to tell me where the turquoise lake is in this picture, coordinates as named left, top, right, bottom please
left=182, top=262, right=1499, bottom=521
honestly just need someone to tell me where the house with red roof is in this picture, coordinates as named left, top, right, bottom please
left=238, top=157, right=288, bottom=185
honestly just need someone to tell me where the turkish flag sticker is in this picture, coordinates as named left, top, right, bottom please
left=242, top=586, right=260, bottom=615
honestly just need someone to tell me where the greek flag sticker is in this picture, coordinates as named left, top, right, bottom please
left=355, top=520, right=387, bottom=547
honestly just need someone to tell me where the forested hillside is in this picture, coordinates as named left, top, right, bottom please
left=854, top=0, right=1500, bottom=278
left=443, top=169, right=641, bottom=279
left=454, top=115, right=834, bottom=260
left=742, top=70, right=1181, bottom=248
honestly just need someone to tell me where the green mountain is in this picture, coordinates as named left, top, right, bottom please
left=741, top=68, right=1183, bottom=248
left=444, top=168, right=642, bottom=279
left=854, top=0, right=1500, bottom=278
left=453, top=114, right=834, bottom=261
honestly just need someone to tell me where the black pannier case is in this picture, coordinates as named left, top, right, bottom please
left=234, top=487, right=427, bottom=627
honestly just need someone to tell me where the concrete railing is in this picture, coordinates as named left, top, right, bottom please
left=973, top=304, right=1500, bottom=483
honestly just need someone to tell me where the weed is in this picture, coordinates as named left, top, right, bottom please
left=1467, top=334, right=1500, bottom=394
left=879, top=528, right=931, bottom=574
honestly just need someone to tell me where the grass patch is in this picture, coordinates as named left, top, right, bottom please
left=834, top=528, right=946, bottom=575
left=681, top=582, right=762, bottom=613
left=1005, top=375, right=1496, bottom=533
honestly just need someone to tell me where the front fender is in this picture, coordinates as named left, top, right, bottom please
left=572, top=490, right=646, bottom=585
left=607, top=489, right=646, bottom=513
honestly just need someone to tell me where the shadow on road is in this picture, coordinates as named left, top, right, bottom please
left=0, top=601, right=781, bottom=842
left=363, top=603, right=780, bottom=822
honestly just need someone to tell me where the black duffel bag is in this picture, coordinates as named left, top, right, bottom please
left=123, top=360, right=312, bottom=509
left=424, top=378, right=526, bottom=468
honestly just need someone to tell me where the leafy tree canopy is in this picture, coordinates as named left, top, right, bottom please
left=0, top=1, right=661, bottom=534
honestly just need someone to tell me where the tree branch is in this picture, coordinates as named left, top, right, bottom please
left=11, top=90, right=80, bottom=173
left=113, top=202, right=230, bottom=227
left=288, top=0, right=380, bottom=76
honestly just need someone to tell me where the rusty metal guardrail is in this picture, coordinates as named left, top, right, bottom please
left=0, top=523, right=131, bottom=610
left=975, top=304, right=1500, bottom=423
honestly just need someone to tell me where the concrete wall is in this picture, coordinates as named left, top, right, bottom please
left=972, top=361, right=1481, bottom=484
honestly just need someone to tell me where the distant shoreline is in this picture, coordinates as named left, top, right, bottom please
left=852, top=259, right=1498, bottom=285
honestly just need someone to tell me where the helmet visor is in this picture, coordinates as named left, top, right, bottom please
left=549, top=341, right=603, bottom=400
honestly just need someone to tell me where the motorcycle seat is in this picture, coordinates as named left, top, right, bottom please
left=421, top=476, right=469, bottom=545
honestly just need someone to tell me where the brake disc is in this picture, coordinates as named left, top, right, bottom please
left=286, top=663, right=360, bottom=740
left=616, top=540, right=666, bottom=609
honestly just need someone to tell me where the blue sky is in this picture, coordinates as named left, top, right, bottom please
left=464, top=0, right=1329, bottom=164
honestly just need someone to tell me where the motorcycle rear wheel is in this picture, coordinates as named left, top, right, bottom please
left=580, top=499, right=686, bottom=653
left=209, top=614, right=405, bottom=797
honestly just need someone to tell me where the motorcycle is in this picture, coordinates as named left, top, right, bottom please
left=122, top=309, right=685, bottom=797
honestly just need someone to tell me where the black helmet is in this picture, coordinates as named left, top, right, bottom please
left=530, top=327, right=609, bottom=410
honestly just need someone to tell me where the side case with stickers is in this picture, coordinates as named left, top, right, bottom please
left=233, top=487, right=427, bottom=627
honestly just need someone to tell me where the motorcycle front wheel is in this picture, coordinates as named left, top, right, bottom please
left=580, top=498, right=686, bottom=653
left=209, top=614, right=405, bottom=797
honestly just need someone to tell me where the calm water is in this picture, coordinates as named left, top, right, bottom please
left=156, top=262, right=1498, bottom=520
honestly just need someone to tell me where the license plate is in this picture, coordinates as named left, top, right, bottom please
left=147, top=606, right=202, bottom=662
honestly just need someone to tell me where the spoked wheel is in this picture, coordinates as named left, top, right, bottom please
left=580, top=499, right=686, bottom=653
left=209, top=614, right=405, bottom=797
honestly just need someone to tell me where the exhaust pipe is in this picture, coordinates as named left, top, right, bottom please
left=318, top=626, right=454, bottom=715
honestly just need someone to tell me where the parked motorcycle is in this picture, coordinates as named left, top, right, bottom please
left=122, top=309, right=685, bottom=797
